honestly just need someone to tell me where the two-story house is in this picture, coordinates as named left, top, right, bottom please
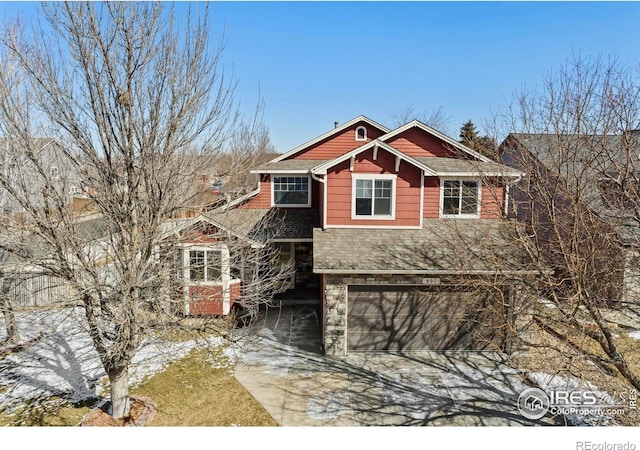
left=177, top=116, right=534, bottom=356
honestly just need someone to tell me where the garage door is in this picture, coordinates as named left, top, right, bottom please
left=347, top=285, right=506, bottom=352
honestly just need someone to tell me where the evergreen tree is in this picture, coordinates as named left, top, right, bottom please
left=459, top=119, right=480, bottom=147
left=459, top=120, right=497, bottom=159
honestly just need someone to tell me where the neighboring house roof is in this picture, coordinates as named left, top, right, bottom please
left=502, top=132, right=640, bottom=246
left=313, top=219, right=534, bottom=274
left=272, top=115, right=390, bottom=162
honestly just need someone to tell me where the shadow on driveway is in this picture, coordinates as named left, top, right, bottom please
left=234, top=305, right=562, bottom=426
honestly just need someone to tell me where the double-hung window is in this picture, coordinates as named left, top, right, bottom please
left=442, top=179, right=480, bottom=217
left=188, top=249, right=222, bottom=283
left=272, top=176, right=311, bottom=207
left=352, top=174, right=395, bottom=219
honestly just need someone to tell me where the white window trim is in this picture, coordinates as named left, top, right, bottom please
left=351, top=173, right=396, bottom=220
left=181, top=243, right=233, bottom=315
left=439, top=178, right=482, bottom=219
left=271, top=174, right=312, bottom=208
left=183, top=245, right=230, bottom=286
left=355, top=125, right=367, bottom=141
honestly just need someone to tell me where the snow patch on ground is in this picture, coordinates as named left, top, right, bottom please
left=629, top=330, right=640, bottom=340
left=0, top=307, right=228, bottom=413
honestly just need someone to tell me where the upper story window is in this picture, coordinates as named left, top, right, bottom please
left=50, top=166, right=60, bottom=180
left=441, top=179, right=480, bottom=217
left=272, top=175, right=311, bottom=207
left=352, top=174, right=395, bottom=219
left=355, top=126, right=367, bottom=141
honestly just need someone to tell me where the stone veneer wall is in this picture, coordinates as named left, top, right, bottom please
left=323, top=274, right=448, bottom=357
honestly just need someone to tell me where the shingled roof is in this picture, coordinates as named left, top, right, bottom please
left=313, top=219, right=534, bottom=274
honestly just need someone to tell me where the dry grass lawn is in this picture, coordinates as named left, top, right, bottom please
left=131, top=348, right=277, bottom=426
left=0, top=347, right=276, bottom=426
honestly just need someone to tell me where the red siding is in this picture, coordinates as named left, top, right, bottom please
left=293, top=121, right=386, bottom=160
left=187, top=280, right=241, bottom=316
left=325, top=148, right=422, bottom=227
left=423, top=177, right=440, bottom=218
left=386, top=128, right=462, bottom=158
left=481, top=182, right=504, bottom=219
left=241, top=174, right=271, bottom=209
left=421, top=177, right=505, bottom=219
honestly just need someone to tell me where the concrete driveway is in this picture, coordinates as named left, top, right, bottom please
left=234, top=305, right=555, bottom=426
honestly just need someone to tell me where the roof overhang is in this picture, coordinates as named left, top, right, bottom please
left=251, top=169, right=312, bottom=174
left=311, top=139, right=437, bottom=176
left=163, top=214, right=264, bottom=248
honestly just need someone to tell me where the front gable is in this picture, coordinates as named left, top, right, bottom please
left=385, top=126, right=460, bottom=158
left=274, top=116, right=389, bottom=162
left=381, top=121, right=492, bottom=162
left=324, top=146, right=424, bottom=228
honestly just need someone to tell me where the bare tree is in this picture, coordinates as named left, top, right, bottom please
left=497, top=55, right=640, bottom=391
left=220, top=118, right=278, bottom=202
left=0, top=2, right=251, bottom=419
left=389, top=105, right=452, bottom=133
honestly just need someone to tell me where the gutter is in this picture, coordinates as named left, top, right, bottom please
left=313, top=269, right=541, bottom=275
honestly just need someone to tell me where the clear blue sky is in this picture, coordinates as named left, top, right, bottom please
left=2, top=1, right=639, bottom=152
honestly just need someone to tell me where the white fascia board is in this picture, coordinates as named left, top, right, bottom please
left=271, top=115, right=390, bottom=163
left=222, top=188, right=260, bottom=210
left=251, top=169, right=311, bottom=174
left=433, top=171, right=525, bottom=178
left=313, top=269, right=541, bottom=275
left=311, top=140, right=437, bottom=176
left=379, top=120, right=494, bottom=163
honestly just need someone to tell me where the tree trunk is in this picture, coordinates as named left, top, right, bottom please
left=1, top=277, right=20, bottom=344
left=108, top=368, right=131, bottom=419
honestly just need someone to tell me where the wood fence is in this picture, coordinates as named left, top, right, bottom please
left=7, top=273, right=74, bottom=307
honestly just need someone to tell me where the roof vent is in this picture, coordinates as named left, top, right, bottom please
left=334, top=121, right=339, bottom=129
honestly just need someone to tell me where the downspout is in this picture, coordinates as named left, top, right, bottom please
left=504, top=173, right=523, bottom=217
left=311, top=171, right=327, bottom=230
